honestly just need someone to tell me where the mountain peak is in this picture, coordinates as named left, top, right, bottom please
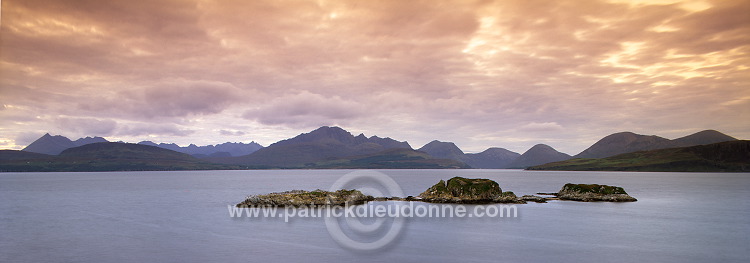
left=575, top=132, right=670, bottom=159
left=73, top=136, right=108, bottom=145
left=672, top=130, right=736, bottom=146
left=418, top=140, right=464, bottom=159
left=227, top=126, right=413, bottom=167
left=22, top=134, right=76, bottom=155
left=310, top=126, right=348, bottom=134
left=528, top=144, right=555, bottom=151
left=271, top=126, right=356, bottom=147
left=505, top=144, right=571, bottom=169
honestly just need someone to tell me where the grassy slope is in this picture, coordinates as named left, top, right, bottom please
left=528, top=140, right=750, bottom=172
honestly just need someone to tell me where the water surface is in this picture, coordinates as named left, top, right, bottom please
left=1, top=170, right=748, bottom=262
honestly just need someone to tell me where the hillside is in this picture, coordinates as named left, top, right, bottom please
left=574, top=132, right=671, bottom=159
left=575, top=130, right=736, bottom=159
left=2, top=142, right=240, bottom=172
left=304, top=148, right=469, bottom=169
left=671, top=130, right=737, bottom=147
left=528, top=140, right=750, bottom=172
left=0, top=150, right=54, bottom=161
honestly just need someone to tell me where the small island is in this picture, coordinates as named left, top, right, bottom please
left=418, top=177, right=523, bottom=203
left=237, top=189, right=373, bottom=207
left=551, top=183, right=637, bottom=202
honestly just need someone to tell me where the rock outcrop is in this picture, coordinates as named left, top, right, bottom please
left=556, top=183, right=637, bottom=202
left=418, top=177, right=523, bottom=203
left=521, top=195, right=548, bottom=203
left=237, top=189, right=373, bottom=207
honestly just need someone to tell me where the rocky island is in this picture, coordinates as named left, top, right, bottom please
left=418, top=177, right=524, bottom=203
left=553, top=183, right=637, bottom=202
left=236, top=179, right=637, bottom=207
left=237, top=189, right=373, bottom=207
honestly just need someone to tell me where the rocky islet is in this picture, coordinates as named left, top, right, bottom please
left=238, top=177, right=637, bottom=206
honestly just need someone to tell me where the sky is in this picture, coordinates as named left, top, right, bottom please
left=1, top=0, right=748, bottom=155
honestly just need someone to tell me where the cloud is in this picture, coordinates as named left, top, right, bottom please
left=518, top=122, right=565, bottom=133
left=75, top=79, right=243, bottom=119
left=242, top=91, right=366, bottom=128
left=15, top=132, right=48, bottom=147
left=0, top=0, right=748, bottom=152
left=219, top=130, right=246, bottom=136
left=54, top=117, right=118, bottom=136
left=116, top=123, right=195, bottom=137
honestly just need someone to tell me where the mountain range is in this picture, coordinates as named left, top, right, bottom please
left=208, top=126, right=462, bottom=168
left=22, top=133, right=263, bottom=158
left=417, top=141, right=520, bottom=168
left=2, top=142, right=239, bottom=172
left=6, top=127, right=742, bottom=171
left=504, top=144, right=572, bottom=169
left=137, top=141, right=262, bottom=157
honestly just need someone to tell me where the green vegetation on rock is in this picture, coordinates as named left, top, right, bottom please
left=446, top=177, right=502, bottom=199
left=418, top=177, right=522, bottom=203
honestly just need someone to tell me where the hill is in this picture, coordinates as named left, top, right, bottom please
left=575, top=130, right=736, bottom=159
left=22, top=133, right=108, bottom=155
left=671, top=130, right=737, bottom=147
left=463, top=148, right=520, bottom=169
left=418, top=140, right=465, bottom=160
left=528, top=140, right=750, bottom=172
left=2, top=142, right=239, bottom=172
left=574, top=132, right=671, bottom=159
left=417, top=141, right=522, bottom=168
left=505, top=144, right=571, bottom=169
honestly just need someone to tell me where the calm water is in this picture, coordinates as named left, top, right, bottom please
left=1, top=170, right=748, bottom=262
